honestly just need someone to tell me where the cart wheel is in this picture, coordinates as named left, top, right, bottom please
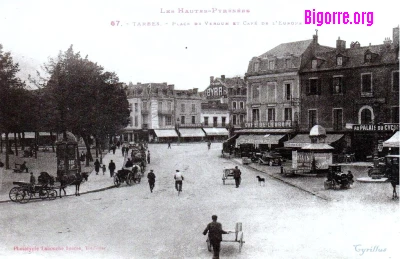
left=9, top=187, right=21, bottom=202
left=126, top=173, right=133, bottom=186
left=39, top=189, right=49, bottom=200
left=18, top=189, right=32, bottom=203
left=114, top=176, right=121, bottom=187
left=238, top=232, right=244, bottom=252
left=48, top=190, right=57, bottom=200
left=206, top=237, right=212, bottom=252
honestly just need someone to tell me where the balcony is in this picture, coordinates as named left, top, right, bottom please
left=230, top=108, right=246, bottom=113
left=203, top=123, right=229, bottom=128
left=177, top=123, right=203, bottom=128
left=243, top=120, right=297, bottom=129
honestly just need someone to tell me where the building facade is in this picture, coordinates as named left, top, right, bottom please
left=299, top=27, right=399, bottom=160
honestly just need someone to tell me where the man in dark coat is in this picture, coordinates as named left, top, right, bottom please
left=108, top=160, right=116, bottom=177
left=203, top=215, right=230, bottom=259
left=147, top=169, right=156, bottom=193
left=94, top=159, right=100, bottom=175
left=233, top=166, right=241, bottom=188
left=147, top=150, right=151, bottom=164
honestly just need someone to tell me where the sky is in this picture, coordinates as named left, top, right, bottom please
left=0, top=0, right=399, bottom=91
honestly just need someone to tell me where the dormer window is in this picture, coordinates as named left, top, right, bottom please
left=337, top=56, right=343, bottom=66
left=285, top=59, right=292, bottom=68
left=312, top=60, right=318, bottom=69
left=254, top=62, right=259, bottom=72
left=269, top=60, right=275, bottom=70
left=365, top=54, right=372, bottom=62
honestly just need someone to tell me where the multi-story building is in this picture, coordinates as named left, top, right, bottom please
left=242, top=33, right=334, bottom=149
left=200, top=100, right=229, bottom=141
left=174, top=88, right=205, bottom=142
left=297, top=27, right=399, bottom=160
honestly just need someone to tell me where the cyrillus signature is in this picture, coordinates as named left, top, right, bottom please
left=353, top=245, right=386, bottom=255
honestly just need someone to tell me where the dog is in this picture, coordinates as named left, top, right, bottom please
left=256, top=176, right=265, bottom=186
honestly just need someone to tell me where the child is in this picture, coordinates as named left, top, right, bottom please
left=102, top=164, right=106, bottom=175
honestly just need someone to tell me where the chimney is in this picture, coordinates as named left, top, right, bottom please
left=167, top=84, right=175, bottom=90
left=383, top=37, right=392, bottom=45
left=336, top=37, right=346, bottom=52
left=221, top=75, right=225, bottom=81
left=393, top=26, right=399, bottom=46
left=313, top=30, right=318, bottom=45
left=193, top=88, right=198, bottom=94
left=210, top=76, right=214, bottom=84
left=163, top=82, right=167, bottom=86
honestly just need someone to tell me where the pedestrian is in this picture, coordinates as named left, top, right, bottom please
left=80, top=152, right=85, bottom=163
left=167, top=141, right=171, bottom=149
left=30, top=172, right=36, bottom=185
left=147, top=169, right=156, bottom=193
left=174, top=169, right=184, bottom=192
left=233, top=166, right=241, bottom=188
left=203, top=215, right=230, bottom=259
left=94, top=159, right=100, bottom=175
left=147, top=150, right=151, bottom=164
left=122, top=146, right=125, bottom=157
left=207, top=140, right=211, bottom=150
left=102, top=164, right=106, bottom=175
left=117, top=141, right=121, bottom=149
left=108, top=160, right=116, bottom=177
left=0, top=159, right=4, bottom=175
left=20, top=161, right=29, bottom=173
left=112, top=145, right=116, bottom=155
left=125, top=158, right=133, bottom=168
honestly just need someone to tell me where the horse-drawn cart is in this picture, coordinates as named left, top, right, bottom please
left=206, top=222, right=245, bottom=253
left=9, top=181, right=57, bottom=203
left=222, top=168, right=237, bottom=185
left=114, top=165, right=142, bottom=187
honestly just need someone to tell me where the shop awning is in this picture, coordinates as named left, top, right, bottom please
left=383, top=131, right=400, bottom=148
left=203, top=128, right=229, bottom=136
left=284, top=134, right=344, bottom=148
left=263, top=135, right=285, bottom=144
left=236, top=134, right=283, bottom=146
left=301, top=143, right=334, bottom=150
left=178, top=128, right=206, bottom=138
left=154, top=129, right=178, bottom=138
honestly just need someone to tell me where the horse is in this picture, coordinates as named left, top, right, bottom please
left=386, top=166, right=399, bottom=199
left=58, top=172, right=87, bottom=197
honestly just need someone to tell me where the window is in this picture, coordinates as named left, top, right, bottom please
left=158, top=101, right=163, bottom=111
left=333, top=77, right=343, bottom=94
left=309, top=78, right=320, bottom=95
left=232, top=102, right=237, bottom=110
left=252, top=85, right=260, bottom=101
left=204, top=117, right=209, bottom=126
left=360, top=109, right=372, bottom=124
left=134, top=103, right=138, bottom=112
left=361, top=73, right=372, bottom=95
left=239, top=102, right=244, bottom=109
left=181, top=103, right=185, bottom=112
left=285, top=59, right=291, bottom=69
left=213, top=117, right=218, bottom=127
left=391, top=107, right=399, bottom=123
left=192, top=116, right=196, bottom=124
left=308, top=110, right=317, bottom=128
left=267, top=108, right=275, bottom=122
left=222, top=117, right=226, bottom=127
left=168, top=101, right=172, bottom=111
left=134, top=115, right=138, bottom=127
left=129, top=116, right=133, bottom=127
left=180, top=116, right=185, bottom=124
left=284, top=108, right=292, bottom=121
left=206, top=89, right=211, bottom=96
left=191, top=104, right=196, bottom=113
left=166, top=116, right=172, bottom=126
left=337, top=56, right=343, bottom=66
left=365, top=53, right=372, bottom=62
left=269, top=60, right=275, bottom=70
left=232, top=115, right=237, bottom=125
left=254, top=62, right=259, bottom=72
left=285, top=83, right=291, bottom=100
left=142, top=115, right=148, bottom=124
left=333, top=109, right=343, bottom=130
left=239, top=114, right=245, bottom=124
left=219, top=87, right=223, bottom=95
left=252, top=109, right=260, bottom=122
left=393, top=71, right=399, bottom=92
left=142, top=102, right=147, bottom=111
left=312, top=60, right=318, bottom=69
left=267, top=83, right=276, bottom=102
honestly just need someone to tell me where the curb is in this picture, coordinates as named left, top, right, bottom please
left=0, top=185, right=117, bottom=204
left=230, top=159, right=331, bottom=201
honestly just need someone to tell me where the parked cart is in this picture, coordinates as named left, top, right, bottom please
left=9, top=181, right=57, bottom=204
left=206, top=222, right=245, bottom=253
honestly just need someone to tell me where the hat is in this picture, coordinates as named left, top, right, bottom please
left=212, top=215, right=218, bottom=220
left=150, top=169, right=153, bottom=172
left=30, top=172, right=33, bottom=174
left=176, top=170, right=179, bottom=172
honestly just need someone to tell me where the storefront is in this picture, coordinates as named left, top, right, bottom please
left=153, top=129, right=179, bottom=143
left=203, top=128, right=229, bottom=142
left=177, top=128, right=206, bottom=142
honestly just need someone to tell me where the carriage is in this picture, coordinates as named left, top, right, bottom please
left=206, top=222, right=245, bottom=253
left=324, top=165, right=354, bottom=190
left=9, top=172, right=58, bottom=203
left=367, top=155, right=400, bottom=179
left=258, top=151, right=283, bottom=166
left=114, top=165, right=142, bottom=187
left=222, top=168, right=236, bottom=185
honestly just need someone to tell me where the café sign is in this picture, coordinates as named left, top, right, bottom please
left=353, top=124, right=399, bottom=132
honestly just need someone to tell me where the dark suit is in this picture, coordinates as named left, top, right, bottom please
left=147, top=172, right=156, bottom=192
left=233, top=168, right=241, bottom=187
left=203, top=221, right=228, bottom=258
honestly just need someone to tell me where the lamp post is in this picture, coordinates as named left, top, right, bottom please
left=176, top=118, right=180, bottom=145
left=372, top=102, right=381, bottom=168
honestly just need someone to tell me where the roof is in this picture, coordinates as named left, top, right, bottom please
left=259, top=39, right=313, bottom=58
left=284, top=134, right=344, bottom=148
left=309, top=125, right=326, bottom=136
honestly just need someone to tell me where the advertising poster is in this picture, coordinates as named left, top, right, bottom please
left=0, top=0, right=399, bottom=258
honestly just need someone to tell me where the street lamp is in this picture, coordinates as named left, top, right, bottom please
left=176, top=118, right=180, bottom=145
